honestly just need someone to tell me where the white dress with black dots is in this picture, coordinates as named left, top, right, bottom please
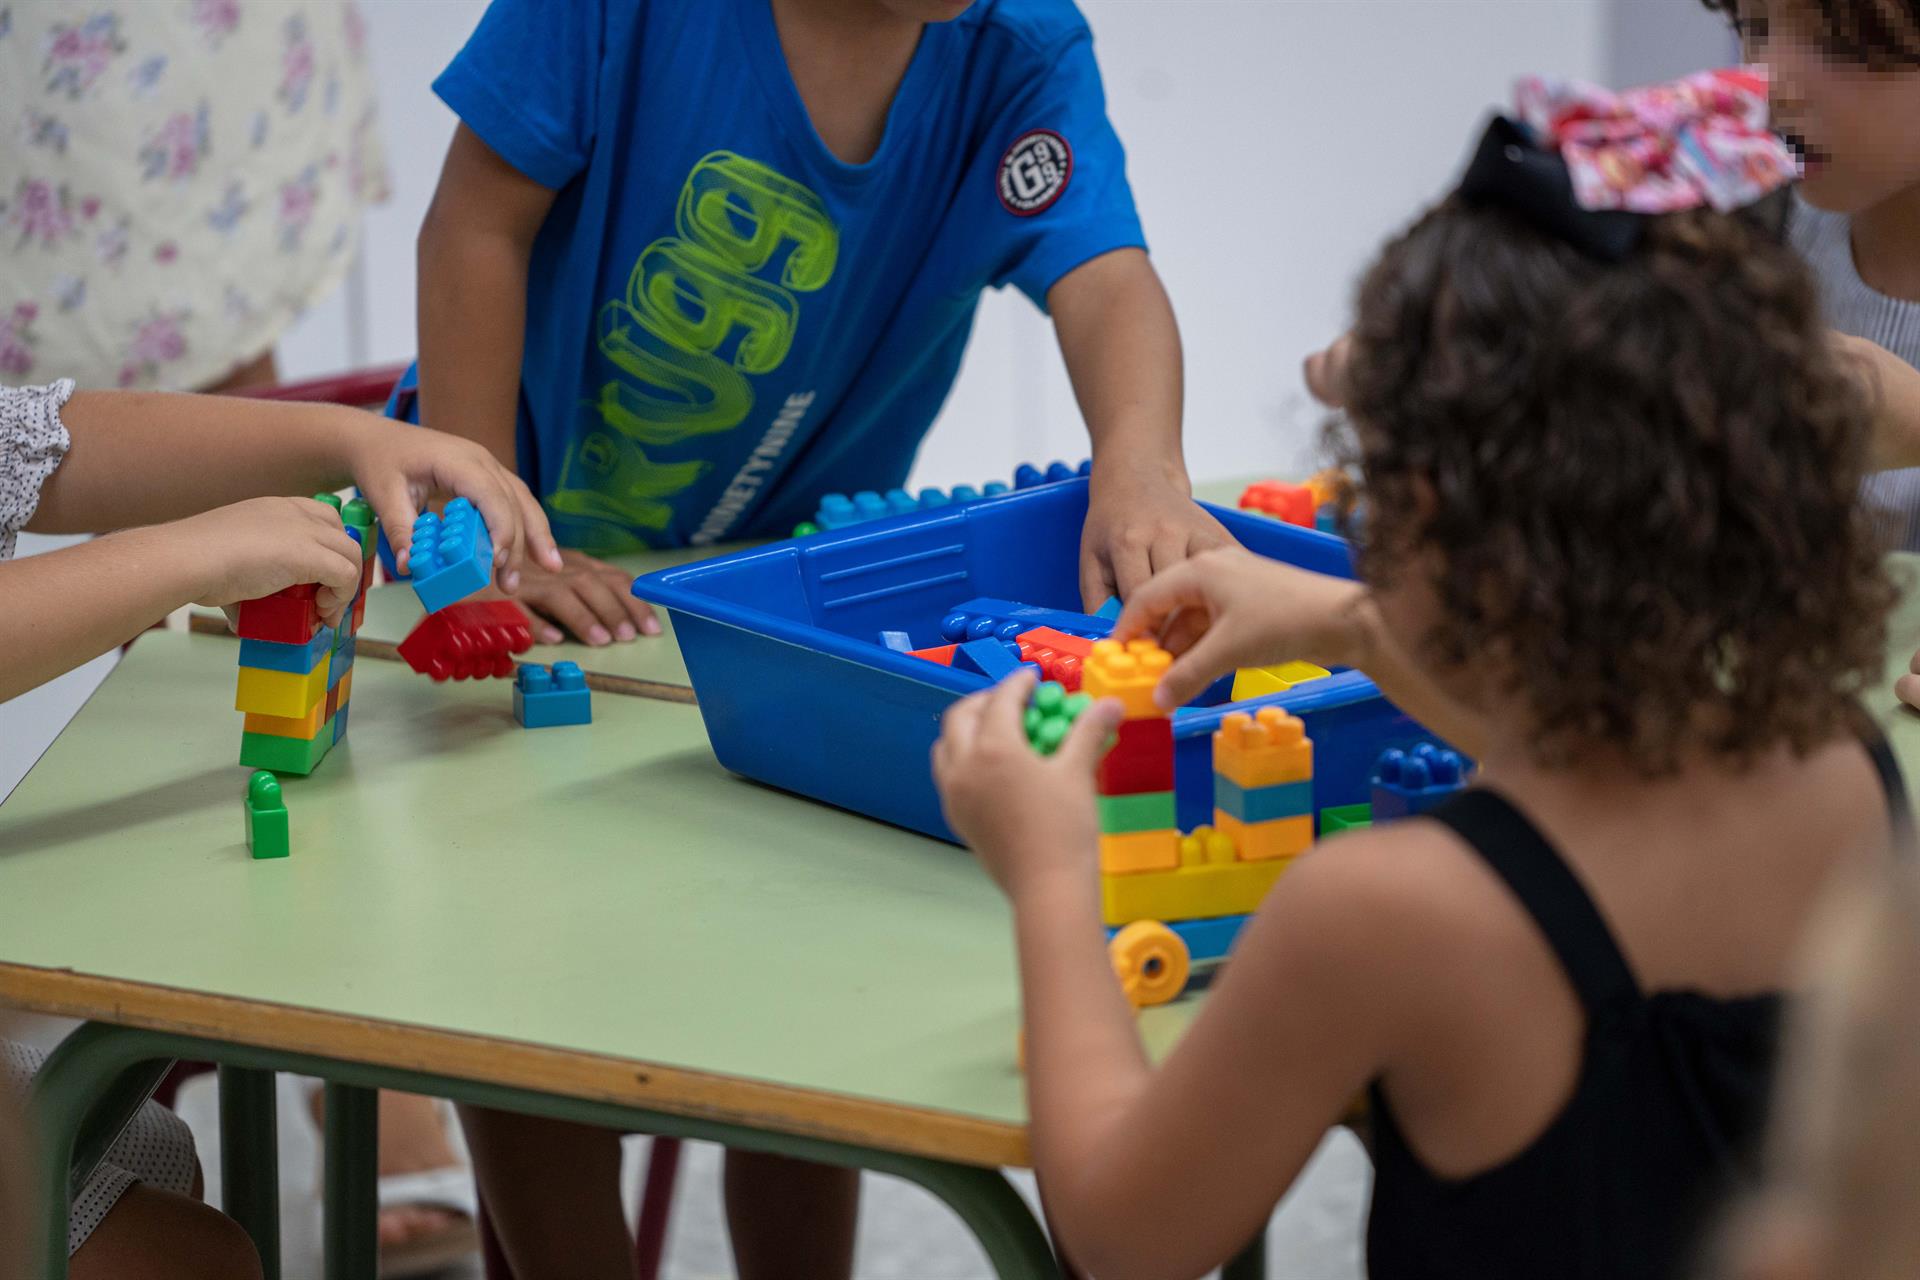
left=2, top=383, right=199, bottom=1252
left=3, top=1041, right=199, bottom=1256
left=0, top=379, right=74, bottom=562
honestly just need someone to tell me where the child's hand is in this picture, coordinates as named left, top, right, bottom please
left=1115, top=547, right=1374, bottom=710
left=1081, top=463, right=1234, bottom=611
left=1897, top=646, right=1920, bottom=712
left=510, top=548, right=660, bottom=646
left=172, top=497, right=364, bottom=624
left=1304, top=332, right=1355, bottom=409
left=340, top=420, right=564, bottom=593
left=933, top=670, right=1125, bottom=902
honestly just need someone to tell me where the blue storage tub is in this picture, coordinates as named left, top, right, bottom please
left=632, top=479, right=1435, bottom=843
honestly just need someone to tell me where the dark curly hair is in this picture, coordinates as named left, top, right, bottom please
left=1703, top=0, right=1920, bottom=69
left=1339, top=195, right=1895, bottom=773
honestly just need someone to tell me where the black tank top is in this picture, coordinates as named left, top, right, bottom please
left=1365, top=728, right=1910, bottom=1280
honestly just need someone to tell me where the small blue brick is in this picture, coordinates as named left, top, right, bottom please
left=408, top=497, right=492, bottom=614
left=884, top=488, right=918, bottom=517
left=852, top=491, right=889, bottom=522
left=949, top=485, right=981, bottom=503
left=1108, top=914, right=1250, bottom=968
left=327, top=636, right=355, bottom=690
left=333, top=703, right=350, bottom=744
left=1371, top=742, right=1468, bottom=823
left=982, top=481, right=1009, bottom=498
left=917, top=488, right=950, bottom=508
left=1213, top=777, right=1314, bottom=824
left=513, top=660, right=592, bottom=728
left=1095, top=596, right=1123, bottom=621
left=239, top=625, right=335, bottom=675
left=953, top=638, right=1023, bottom=682
left=816, top=493, right=859, bottom=530
left=1315, top=504, right=1341, bottom=534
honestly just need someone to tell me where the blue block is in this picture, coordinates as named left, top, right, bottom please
left=1371, top=742, right=1467, bottom=822
left=1013, top=460, right=1084, bottom=489
left=953, top=638, right=1024, bottom=681
left=1094, top=596, right=1123, bottom=621
left=327, top=636, right=355, bottom=690
left=815, top=493, right=860, bottom=530
left=1315, top=504, right=1340, bottom=534
left=333, top=703, right=350, bottom=744
left=1213, top=776, right=1314, bottom=824
left=937, top=598, right=1113, bottom=645
left=238, top=625, right=335, bottom=674
left=408, top=497, right=492, bottom=614
left=1107, top=914, right=1250, bottom=968
left=513, top=660, right=592, bottom=728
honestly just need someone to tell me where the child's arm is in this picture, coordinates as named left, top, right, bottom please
left=0, top=497, right=361, bottom=703
left=935, top=674, right=1421, bottom=1278
left=1050, top=249, right=1233, bottom=611
left=1838, top=333, right=1920, bottom=471
left=415, top=126, right=658, bottom=647
left=33, top=390, right=562, bottom=587
left=1114, top=546, right=1491, bottom=761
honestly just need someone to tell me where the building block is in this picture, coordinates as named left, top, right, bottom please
left=906, top=643, right=957, bottom=667
left=1082, top=639, right=1172, bottom=720
left=1099, top=828, right=1182, bottom=875
left=1015, top=637, right=1083, bottom=690
left=342, top=497, right=376, bottom=560
left=514, top=661, right=592, bottom=728
left=407, top=497, right=493, bottom=614
left=1094, top=596, right=1123, bottom=621
left=333, top=701, right=350, bottom=744
left=1012, top=459, right=1090, bottom=489
left=1096, top=716, right=1175, bottom=796
left=1213, top=776, right=1314, bottom=825
left=235, top=660, right=330, bottom=720
left=879, top=631, right=912, bottom=652
left=238, top=625, right=335, bottom=675
left=1239, top=480, right=1315, bottom=527
left=1101, top=856, right=1290, bottom=927
left=239, top=720, right=333, bottom=775
left=244, top=770, right=289, bottom=860
left=939, top=598, right=1111, bottom=645
left=1096, top=790, right=1178, bottom=834
left=1152, top=914, right=1252, bottom=968
left=1016, top=627, right=1094, bottom=659
left=326, top=636, right=355, bottom=690
left=1024, top=682, right=1092, bottom=756
left=1213, top=810, right=1313, bottom=862
left=396, top=600, right=533, bottom=681
left=1229, top=661, right=1332, bottom=702
left=1320, top=803, right=1373, bottom=834
left=243, top=696, right=330, bottom=740
left=235, top=585, right=322, bottom=645
left=1179, top=824, right=1240, bottom=866
left=953, top=638, right=1026, bottom=682
left=814, top=486, right=961, bottom=531
left=1372, top=743, right=1468, bottom=822
left=1213, top=707, right=1313, bottom=790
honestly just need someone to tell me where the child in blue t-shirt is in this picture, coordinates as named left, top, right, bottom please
left=411, top=0, right=1226, bottom=649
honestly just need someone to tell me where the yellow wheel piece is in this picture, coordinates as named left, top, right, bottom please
left=1108, top=921, right=1191, bottom=1008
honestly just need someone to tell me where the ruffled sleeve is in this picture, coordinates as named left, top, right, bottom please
left=0, top=379, right=75, bottom=561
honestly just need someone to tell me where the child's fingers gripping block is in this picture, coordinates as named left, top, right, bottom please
left=408, top=497, right=493, bottom=614
left=1082, top=639, right=1172, bottom=720
left=1024, top=681, right=1094, bottom=756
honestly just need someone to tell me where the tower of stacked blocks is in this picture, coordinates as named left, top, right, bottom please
left=233, top=494, right=376, bottom=776
left=1086, top=641, right=1314, bottom=930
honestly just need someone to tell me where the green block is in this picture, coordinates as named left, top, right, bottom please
left=342, top=497, right=376, bottom=560
left=312, top=492, right=343, bottom=512
left=244, top=770, right=290, bottom=860
left=1320, top=803, right=1373, bottom=834
left=239, top=720, right=334, bottom=776
left=1097, top=790, right=1177, bottom=834
left=1024, top=682, right=1094, bottom=756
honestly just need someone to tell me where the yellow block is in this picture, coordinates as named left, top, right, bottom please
left=235, top=660, right=329, bottom=719
left=1213, top=706, right=1313, bottom=789
left=1101, top=856, right=1291, bottom=927
left=1214, top=811, right=1313, bottom=862
left=1178, top=825, right=1239, bottom=867
left=243, top=697, right=329, bottom=740
left=1083, top=639, right=1172, bottom=720
left=1099, top=829, right=1181, bottom=875
left=1229, top=661, right=1332, bottom=702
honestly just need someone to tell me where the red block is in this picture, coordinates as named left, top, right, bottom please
left=907, top=644, right=957, bottom=667
left=1239, top=480, right=1315, bottom=527
left=396, top=600, right=534, bottom=682
left=1096, top=717, right=1175, bottom=796
left=235, top=584, right=322, bottom=644
left=1016, top=639, right=1083, bottom=691
left=1015, top=626, right=1094, bottom=658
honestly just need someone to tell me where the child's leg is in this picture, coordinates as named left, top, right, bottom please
left=723, top=1151, right=858, bottom=1280
left=69, top=1184, right=261, bottom=1280
left=457, top=1104, right=636, bottom=1280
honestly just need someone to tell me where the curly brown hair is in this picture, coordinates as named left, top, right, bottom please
left=1703, top=0, right=1920, bottom=69
left=1340, top=196, right=1895, bottom=773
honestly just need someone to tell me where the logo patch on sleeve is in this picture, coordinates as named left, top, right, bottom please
left=998, top=129, right=1073, bottom=216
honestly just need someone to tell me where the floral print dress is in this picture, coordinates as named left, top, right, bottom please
left=0, top=1, right=390, bottom=390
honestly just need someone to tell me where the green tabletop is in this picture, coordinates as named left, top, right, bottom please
left=0, top=631, right=1196, bottom=1165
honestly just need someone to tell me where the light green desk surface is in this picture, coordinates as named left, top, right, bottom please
left=0, top=631, right=1195, bottom=1167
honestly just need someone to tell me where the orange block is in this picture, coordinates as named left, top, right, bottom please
left=907, top=644, right=957, bottom=666
left=1083, top=639, right=1171, bottom=720
left=1214, top=811, right=1313, bottom=862
left=1239, top=480, right=1315, bottom=527
left=1099, top=829, right=1181, bottom=875
left=243, top=697, right=329, bottom=740
left=1213, top=706, right=1313, bottom=790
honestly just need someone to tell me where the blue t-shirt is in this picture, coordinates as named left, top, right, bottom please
left=432, top=0, right=1145, bottom=551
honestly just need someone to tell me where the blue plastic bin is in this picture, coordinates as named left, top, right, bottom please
left=632, top=479, right=1434, bottom=843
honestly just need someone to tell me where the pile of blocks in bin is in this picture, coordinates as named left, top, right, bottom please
left=1238, top=469, right=1358, bottom=537
left=795, top=458, right=1091, bottom=536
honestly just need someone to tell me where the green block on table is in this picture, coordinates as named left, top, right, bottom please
left=1097, top=789, right=1177, bottom=834
left=1320, top=803, right=1372, bottom=834
left=239, top=721, right=335, bottom=776
left=245, top=770, right=290, bottom=859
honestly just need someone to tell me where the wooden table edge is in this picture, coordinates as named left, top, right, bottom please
left=183, top=614, right=698, bottom=705
left=0, top=963, right=1029, bottom=1169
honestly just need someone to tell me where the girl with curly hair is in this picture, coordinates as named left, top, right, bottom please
left=932, top=72, right=1907, bottom=1280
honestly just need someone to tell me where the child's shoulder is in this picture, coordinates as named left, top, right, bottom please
left=955, top=0, right=1094, bottom=58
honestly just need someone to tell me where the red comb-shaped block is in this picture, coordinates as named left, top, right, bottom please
left=235, top=584, right=322, bottom=644
left=396, top=600, right=534, bottom=682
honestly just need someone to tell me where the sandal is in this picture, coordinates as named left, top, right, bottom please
left=375, top=1165, right=480, bottom=1278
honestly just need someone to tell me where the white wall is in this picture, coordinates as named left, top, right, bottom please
left=280, top=0, right=1625, bottom=488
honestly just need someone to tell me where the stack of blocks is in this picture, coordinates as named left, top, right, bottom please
left=234, top=495, right=375, bottom=776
